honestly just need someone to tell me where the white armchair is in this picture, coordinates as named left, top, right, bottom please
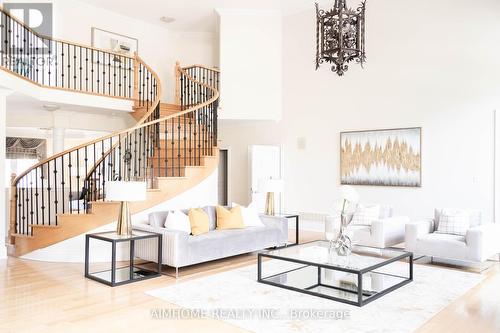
left=326, top=205, right=409, bottom=248
left=405, top=209, right=500, bottom=263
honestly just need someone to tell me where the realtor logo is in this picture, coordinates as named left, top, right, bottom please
left=3, top=3, right=53, bottom=37
left=2, top=3, right=53, bottom=55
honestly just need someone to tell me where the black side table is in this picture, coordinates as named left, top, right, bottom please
left=85, top=230, right=162, bottom=286
left=266, top=213, right=300, bottom=246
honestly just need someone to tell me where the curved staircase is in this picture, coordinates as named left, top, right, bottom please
left=1, top=8, right=220, bottom=257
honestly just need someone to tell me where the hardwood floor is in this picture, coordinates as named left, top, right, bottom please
left=1, top=230, right=499, bottom=333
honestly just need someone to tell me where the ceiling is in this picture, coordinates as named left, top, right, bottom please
left=78, top=0, right=322, bottom=32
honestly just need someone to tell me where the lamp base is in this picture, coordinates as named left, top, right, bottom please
left=265, top=192, right=275, bottom=216
left=116, top=201, right=132, bottom=236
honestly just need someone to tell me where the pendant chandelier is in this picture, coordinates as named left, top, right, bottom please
left=315, top=0, right=366, bottom=76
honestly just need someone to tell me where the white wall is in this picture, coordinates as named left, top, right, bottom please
left=217, top=9, right=281, bottom=120
left=220, top=0, right=500, bottom=222
left=22, top=169, right=218, bottom=262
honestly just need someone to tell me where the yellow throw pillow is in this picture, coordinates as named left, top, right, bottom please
left=188, top=208, right=209, bottom=236
left=216, top=206, right=245, bottom=230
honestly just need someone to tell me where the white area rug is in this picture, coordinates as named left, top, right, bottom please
left=146, top=261, right=484, bottom=333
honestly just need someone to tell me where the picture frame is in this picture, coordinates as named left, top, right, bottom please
left=340, top=127, right=422, bottom=187
left=91, top=27, right=138, bottom=60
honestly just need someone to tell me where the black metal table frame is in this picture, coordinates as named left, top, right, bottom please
left=286, top=214, right=299, bottom=246
left=257, top=243, right=413, bottom=307
left=85, top=232, right=162, bottom=287
left=270, top=214, right=299, bottom=246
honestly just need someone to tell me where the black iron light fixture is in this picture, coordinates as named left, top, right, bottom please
left=315, top=0, right=366, bottom=76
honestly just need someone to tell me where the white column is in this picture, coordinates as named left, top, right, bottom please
left=0, top=90, right=10, bottom=259
left=52, top=127, right=66, bottom=154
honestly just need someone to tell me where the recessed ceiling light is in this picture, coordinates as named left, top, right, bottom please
left=160, top=16, right=175, bottom=23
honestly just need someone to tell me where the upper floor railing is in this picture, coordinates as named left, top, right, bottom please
left=0, top=7, right=140, bottom=99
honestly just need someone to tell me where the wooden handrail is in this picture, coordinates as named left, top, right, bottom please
left=0, top=7, right=137, bottom=99
left=12, top=65, right=214, bottom=186
left=181, top=64, right=220, bottom=72
left=0, top=5, right=134, bottom=60
left=10, top=64, right=219, bottom=240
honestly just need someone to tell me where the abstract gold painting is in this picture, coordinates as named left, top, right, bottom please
left=340, top=127, right=421, bottom=187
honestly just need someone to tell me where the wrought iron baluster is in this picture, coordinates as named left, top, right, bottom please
left=67, top=43, right=70, bottom=88
left=61, top=155, right=65, bottom=214
left=76, top=149, right=80, bottom=214
left=85, top=48, right=88, bottom=91
left=53, top=159, right=58, bottom=225
left=68, top=152, right=73, bottom=214
left=35, top=167, right=39, bottom=225
left=47, top=161, right=51, bottom=225
left=73, top=44, right=76, bottom=89
left=41, top=165, right=45, bottom=225
left=101, top=140, right=106, bottom=198
left=29, top=173, right=33, bottom=229
left=107, top=52, right=111, bottom=96
left=96, top=50, right=100, bottom=94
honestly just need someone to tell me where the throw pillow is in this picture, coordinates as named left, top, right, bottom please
left=163, top=210, right=191, bottom=233
left=351, top=204, right=381, bottom=226
left=216, top=205, right=245, bottom=230
left=435, top=209, right=470, bottom=236
left=232, top=202, right=265, bottom=227
left=201, top=205, right=217, bottom=230
left=188, top=208, right=210, bottom=236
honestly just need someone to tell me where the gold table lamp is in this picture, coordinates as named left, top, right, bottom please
left=106, top=181, right=147, bottom=236
left=258, top=178, right=284, bottom=216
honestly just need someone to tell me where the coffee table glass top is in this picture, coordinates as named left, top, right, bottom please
left=264, top=240, right=409, bottom=272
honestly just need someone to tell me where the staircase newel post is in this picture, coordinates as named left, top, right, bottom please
left=133, top=52, right=140, bottom=106
left=9, top=181, right=17, bottom=245
left=174, top=60, right=181, bottom=105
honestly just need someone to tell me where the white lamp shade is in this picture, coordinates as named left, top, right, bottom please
left=106, top=181, right=147, bottom=202
left=258, top=178, right=284, bottom=193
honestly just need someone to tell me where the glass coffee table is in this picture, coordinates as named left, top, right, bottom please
left=258, top=240, right=413, bottom=307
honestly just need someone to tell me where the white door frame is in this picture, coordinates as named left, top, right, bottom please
left=219, top=146, right=232, bottom=206
left=248, top=144, right=284, bottom=213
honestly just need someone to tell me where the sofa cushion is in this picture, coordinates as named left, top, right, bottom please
left=415, top=232, right=468, bottom=261
left=348, top=225, right=372, bottom=246
left=202, top=205, right=217, bottom=230
left=232, top=202, right=265, bottom=227
left=216, top=206, right=245, bottom=230
left=164, top=210, right=191, bottom=233
left=351, top=204, right=380, bottom=226
left=435, top=208, right=482, bottom=230
left=186, top=226, right=281, bottom=264
left=435, top=210, right=470, bottom=236
left=149, top=211, right=169, bottom=228
left=188, top=208, right=210, bottom=236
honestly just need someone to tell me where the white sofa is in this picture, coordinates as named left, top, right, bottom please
left=326, top=205, right=409, bottom=248
left=134, top=208, right=289, bottom=277
left=405, top=209, right=500, bottom=264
